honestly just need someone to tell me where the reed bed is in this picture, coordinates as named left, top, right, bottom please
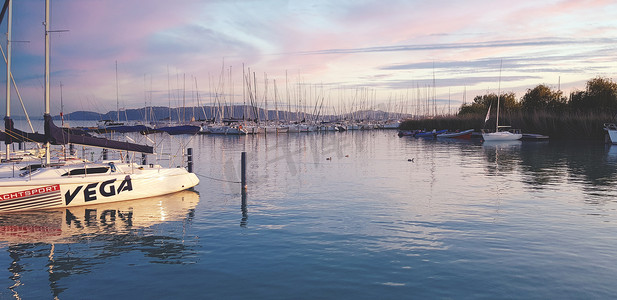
left=399, top=111, right=615, bottom=140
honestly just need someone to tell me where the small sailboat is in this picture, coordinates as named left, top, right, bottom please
left=92, top=120, right=152, bottom=134
left=90, top=63, right=153, bottom=134
left=415, top=129, right=447, bottom=138
left=0, top=0, right=199, bottom=212
left=149, top=124, right=201, bottom=135
left=481, top=104, right=522, bottom=141
left=481, top=63, right=522, bottom=142
left=437, top=129, right=474, bottom=139
left=604, top=123, right=617, bottom=144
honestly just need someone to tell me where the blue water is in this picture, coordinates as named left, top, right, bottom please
left=2, top=131, right=617, bottom=299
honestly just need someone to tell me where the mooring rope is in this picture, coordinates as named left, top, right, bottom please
left=193, top=172, right=241, bottom=183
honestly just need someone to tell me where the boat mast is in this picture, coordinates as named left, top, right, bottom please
left=4, top=0, right=11, bottom=161
left=183, top=73, right=186, bottom=123
left=241, top=69, right=247, bottom=124
left=44, top=0, right=51, bottom=164
left=167, top=65, right=171, bottom=125
left=274, top=79, right=279, bottom=125
left=115, top=61, right=119, bottom=122
left=60, top=82, right=64, bottom=126
left=496, top=60, right=502, bottom=132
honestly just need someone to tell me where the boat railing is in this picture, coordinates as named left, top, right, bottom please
left=482, top=127, right=521, bottom=134
left=603, top=123, right=617, bottom=131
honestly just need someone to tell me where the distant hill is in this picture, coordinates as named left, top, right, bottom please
left=54, top=106, right=410, bottom=122
left=57, top=110, right=105, bottom=120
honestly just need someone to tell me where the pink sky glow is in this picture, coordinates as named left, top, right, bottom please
left=2, top=0, right=617, bottom=117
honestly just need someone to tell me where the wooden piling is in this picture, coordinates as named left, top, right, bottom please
left=241, top=151, right=247, bottom=190
left=187, top=148, right=193, bottom=173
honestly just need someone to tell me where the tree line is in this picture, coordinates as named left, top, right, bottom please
left=458, top=76, right=617, bottom=116
left=400, top=76, right=617, bottom=140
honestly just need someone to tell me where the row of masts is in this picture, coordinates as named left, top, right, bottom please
left=0, top=0, right=199, bottom=173
left=2, top=3, right=458, bottom=141
left=133, top=64, right=461, bottom=130
left=2, top=0, right=51, bottom=162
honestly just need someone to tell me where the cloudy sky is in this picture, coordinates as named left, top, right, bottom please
left=3, top=0, right=617, bottom=117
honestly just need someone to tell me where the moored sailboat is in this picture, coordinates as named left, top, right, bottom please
left=604, top=123, right=617, bottom=144
left=481, top=102, right=522, bottom=141
left=437, top=129, right=474, bottom=139
left=0, top=0, right=199, bottom=212
left=481, top=63, right=522, bottom=142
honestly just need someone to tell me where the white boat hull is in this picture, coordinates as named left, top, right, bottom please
left=0, top=167, right=199, bottom=212
left=604, top=124, right=617, bottom=144
left=608, top=130, right=617, bottom=144
left=382, top=122, right=400, bottom=129
left=482, top=131, right=522, bottom=141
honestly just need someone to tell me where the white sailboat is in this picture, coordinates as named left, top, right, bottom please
left=603, top=123, right=617, bottom=144
left=482, top=99, right=522, bottom=141
left=481, top=62, right=522, bottom=142
left=482, top=127, right=522, bottom=141
left=0, top=0, right=199, bottom=212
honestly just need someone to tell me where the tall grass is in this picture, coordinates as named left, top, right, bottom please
left=399, top=111, right=614, bottom=140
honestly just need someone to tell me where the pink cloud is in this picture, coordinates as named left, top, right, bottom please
left=5, top=0, right=617, bottom=115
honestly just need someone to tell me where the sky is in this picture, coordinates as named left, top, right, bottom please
left=3, top=0, right=617, bottom=117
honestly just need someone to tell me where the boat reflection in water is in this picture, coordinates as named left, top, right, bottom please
left=0, top=191, right=200, bottom=298
left=0, top=190, right=200, bottom=245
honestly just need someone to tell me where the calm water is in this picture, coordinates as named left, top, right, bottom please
left=1, top=131, right=617, bottom=299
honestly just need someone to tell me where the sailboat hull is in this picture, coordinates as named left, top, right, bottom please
left=0, top=167, right=199, bottom=212
left=150, top=125, right=201, bottom=135
left=437, top=129, right=474, bottom=139
left=482, top=131, right=522, bottom=141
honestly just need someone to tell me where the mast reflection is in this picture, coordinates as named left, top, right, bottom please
left=241, top=189, right=248, bottom=228
left=0, top=190, right=200, bottom=298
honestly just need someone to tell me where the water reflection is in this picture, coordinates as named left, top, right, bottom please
left=0, top=190, right=199, bottom=244
left=0, top=191, right=199, bottom=298
left=241, top=189, right=248, bottom=228
left=521, top=142, right=617, bottom=189
left=482, top=140, right=522, bottom=176
left=479, top=140, right=617, bottom=195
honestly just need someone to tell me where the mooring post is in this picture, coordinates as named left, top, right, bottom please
left=141, top=153, right=147, bottom=165
left=241, top=151, right=247, bottom=190
left=241, top=188, right=248, bottom=227
left=187, top=148, right=193, bottom=173
left=102, top=148, right=108, bottom=160
left=240, top=151, right=248, bottom=227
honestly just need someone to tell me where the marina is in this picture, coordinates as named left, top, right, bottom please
left=0, top=0, right=199, bottom=213
left=0, top=0, right=617, bottom=298
left=1, top=131, right=617, bottom=298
